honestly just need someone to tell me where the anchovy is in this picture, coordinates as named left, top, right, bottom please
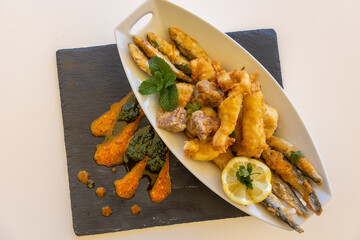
left=271, top=172, right=308, bottom=216
left=147, top=32, right=190, bottom=73
left=131, top=35, right=193, bottom=83
left=168, top=27, right=208, bottom=60
left=261, top=193, right=304, bottom=233
left=267, top=136, right=323, bottom=185
left=262, top=149, right=323, bottom=215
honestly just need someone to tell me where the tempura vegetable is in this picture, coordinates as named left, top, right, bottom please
left=131, top=35, right=192, bottom=82
left=147, top=32, right=190, bottom=72
left=168, top=27, right=208, bottom=60
left=128, top=43, right=152, bottom=76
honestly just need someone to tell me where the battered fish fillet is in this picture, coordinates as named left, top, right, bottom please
left=176, top=83, right=194, bottom=108
left=128, top=43, right=151, bottom=76
left=147, top=32, right=190, bottom=72
left=131, top=35, right=192, bottom=83
left=267, top=136, right=323, bottom=185
left=212, top=83, right=244, bottom=153
left=168, top=27, right=208, bottom=60
left=184, top=138, right=220, bottom=161
left=264, top=104, right=279, bottom=139
left=237, top=91, right=267, bottom=158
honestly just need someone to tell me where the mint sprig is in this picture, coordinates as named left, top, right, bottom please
left=138, top=57, right=178, bottom=111
left=185, top=101, right=201, bottom=115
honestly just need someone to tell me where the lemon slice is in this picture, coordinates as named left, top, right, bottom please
left=221, top=157, right=272, bottom=205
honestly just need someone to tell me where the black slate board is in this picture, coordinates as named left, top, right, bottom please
left=56, top=29, right=282, bottom=236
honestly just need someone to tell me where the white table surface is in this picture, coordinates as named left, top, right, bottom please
left=1, top=0, right=359, bottom=239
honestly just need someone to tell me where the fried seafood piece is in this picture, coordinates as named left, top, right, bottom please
left=185, top=110, right=220, bottom=141
left=262, top=149, right=322, bottom=215
left=176, top=83, right=195, bottom=108
left=261, top=193, right=304, bottom=233
left=195, top=80, right=224, bottom=108
left=147, top=32, right=190, bottom=71
left=94, top=111, right=144, bottom=167
left=267, top=136, right=323, bottom=185
left=168, top=27, right=208, bottom=60
left=271, top=172, right=308, bottom=216
left=190, top=57, right=216, bottom=82
left=128, top=43, right=151, bottom=76
left=157, top=106, right=187, bottom=133
left=131, top=35, right=192, bottom=82
left=149, top=151, right=171, bottom=203
left=114, top=157, right=148, bottom=199
left=201, top=106, right=217, bottom=117
left=212, top=149, right=234, bottom=170
left=237, top=91, right=267, bottom=158
left=212, top=82, right=247, bottom=153
left=264, top=104, right=279, bottom=139
left=184, top=138, right=220, bottom=161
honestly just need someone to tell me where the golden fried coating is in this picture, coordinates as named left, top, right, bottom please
left=147, top=32, right=190, bottom=69
left=131, top=35, right=192, bottom=82
left=184, top=138, right=220, bottom=161
left=168, top=27, right=208, bottom=60
left=195, top=80, right=223, bottom=107
left=185, top=110, right=220, bottom=141
left=190, top=57, right=216, bottom=82
left=176, top=83, right=195, bottom=108
left=212, top=149, right=234, bottom=170
left=128, top=43, right=151, bottom=76
left=237, top=91, right=267, bottom=158
left=264, top=104, right=279, bottom=139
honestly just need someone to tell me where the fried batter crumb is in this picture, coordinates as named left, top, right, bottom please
left=96, top=187, right=106, bottom=198
left=131, top=204, right=141, bottom=215
left=101, top=206, right=112, bottom=217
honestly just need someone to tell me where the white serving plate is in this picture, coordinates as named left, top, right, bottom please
left=114, top=0, right=332, bottom=231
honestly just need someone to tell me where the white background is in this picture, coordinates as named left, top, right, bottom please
left=1, top=0, right=359, bottom=239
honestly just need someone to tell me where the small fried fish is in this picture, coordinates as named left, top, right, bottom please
left=128, top=43, right=151, bottom=76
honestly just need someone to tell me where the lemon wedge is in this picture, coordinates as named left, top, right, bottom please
left=221, top=157, right=272, bottom=205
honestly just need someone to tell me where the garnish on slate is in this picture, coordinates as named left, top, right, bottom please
left=185, top=101, right=201, bottom=115
left=289, top=151, right=304, bottom=164
left=138, top=57, right=178, bottom=111
left=236, top=163, right=261, bottom=190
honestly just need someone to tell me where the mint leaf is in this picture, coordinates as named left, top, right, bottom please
left=159, top=84, right=178, bottom=111
left=289, top=151, right=304, bottom=164
left=138, top=77, right=162, bottom=95
left=148, top=57, right=173, bottom=77
left=164, top=72, right=176, bottom=89
left=185, top=101, right=201, bottom=115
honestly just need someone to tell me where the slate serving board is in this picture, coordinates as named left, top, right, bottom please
left=56, top=29, right=282, bottom=236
